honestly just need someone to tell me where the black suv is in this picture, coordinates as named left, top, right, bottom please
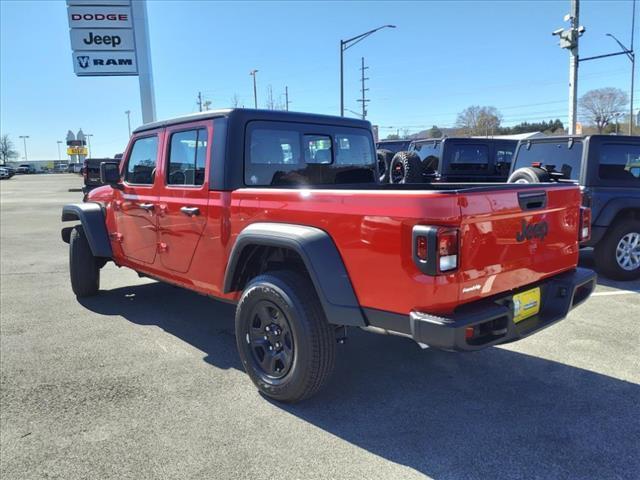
left=387, top=137, right=517, bottom=184
left=508, top=135, right=640, bottom=280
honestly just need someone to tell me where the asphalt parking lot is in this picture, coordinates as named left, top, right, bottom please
left=1, top=174, right=639, bottom=480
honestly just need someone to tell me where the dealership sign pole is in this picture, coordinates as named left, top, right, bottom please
left=67, top=0, right=156, bottom=124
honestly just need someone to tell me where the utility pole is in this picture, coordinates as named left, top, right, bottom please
left=125, top=110, right=132, bottom=137
left=357, top=57, right=370, bottom=119
left=250, top=70, right=259, bottom=109
left=197, top=91, right=203, bottom=112
left=553, top=0, right=585, bottom=135
left=285, top=86, right=291, bottom=111
left=19, top=135, right=29, bottom=162
left=57, top=141, right=62, bottom=161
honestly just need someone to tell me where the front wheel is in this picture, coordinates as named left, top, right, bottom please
left=594, top=219, right=640, bottom=281
left=235, top=271, right=336, bottom=403
left=69, top=226, right=100, bottom=297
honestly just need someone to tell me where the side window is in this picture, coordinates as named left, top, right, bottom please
left=125, top=136, right=158, bottom=185
left=304, top=135, right=333, bottom=164
left=167, top=128, right=207, bottom=186
left=335, top=134, right=372, bottom=165
left=599, top=144, right=640, bottom=181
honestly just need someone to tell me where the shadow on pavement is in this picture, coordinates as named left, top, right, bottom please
left=579, top=249, right=640, bottom=291
left=81, top=282, right=640, bottom=479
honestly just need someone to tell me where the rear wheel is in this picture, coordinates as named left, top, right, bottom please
left=69, top=226, right=100, bottom=297
left=235, top=271, right=336, bottom=403
left=594, top=219, right=640, bottom=281
left=390, top=151, right=423, bottom=184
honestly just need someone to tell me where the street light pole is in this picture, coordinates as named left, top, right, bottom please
left=19, top=136, right=29, bottom=162
left=57, top=141, right=62, bottom=161
left=125, top=110, right=131, bottom=137
left=250, top=70, right=258, bottom=108
left=340, top=25, right=396, bottom=117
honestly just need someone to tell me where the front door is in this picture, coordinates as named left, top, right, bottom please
left=114, top=133, right=161, bottom=265
left=156, top=123, right=210, bottom=273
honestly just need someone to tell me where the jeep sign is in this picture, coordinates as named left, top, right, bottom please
left=70, top=28, right=135, bottom=51
left=72, top=52, right=138, bottom=76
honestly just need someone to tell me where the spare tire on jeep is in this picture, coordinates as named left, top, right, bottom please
left=376, top=149, right=395, bottom=183
left=389, top=151, right=423, bottom=184
left=508, top=167, right=551, bottom=184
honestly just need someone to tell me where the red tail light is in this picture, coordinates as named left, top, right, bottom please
left=412, top=226, right=459, bottom=275
left=579, top=206, right=591, bottom=242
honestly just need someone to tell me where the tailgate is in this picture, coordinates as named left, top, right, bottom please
left=457, top=185, right=581, bottom=304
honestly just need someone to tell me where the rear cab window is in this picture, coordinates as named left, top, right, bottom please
left=513, top=140, right=584, bottom=181
left=124, top=135, right=159, bottom=185
left=245, top=121, right=376, bottom=186
left=444, top=143, right=489, bottom=171
left=410, top=141, right=440, bottom=172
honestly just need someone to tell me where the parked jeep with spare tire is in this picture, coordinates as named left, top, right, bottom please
left=61, top=109, right=595, bottom=402
left=389, top=137, right=517, bottom=184
left=508, top=135, right=640, bottom=280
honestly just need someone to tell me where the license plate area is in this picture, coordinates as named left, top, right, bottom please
left=513, top=287, right=541, bottom=323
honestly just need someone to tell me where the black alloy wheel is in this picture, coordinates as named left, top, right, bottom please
left=246, top=300, right=295, bottom=379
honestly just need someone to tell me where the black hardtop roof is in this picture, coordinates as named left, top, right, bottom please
left=410, top=137, right=518, bottom=144
left=518, top=134, right=639, bottom=143
left=133, top=108, right=372, bottom=134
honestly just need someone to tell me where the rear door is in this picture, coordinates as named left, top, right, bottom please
left=156, top=122, right=210, bottom=273
left=457, top=185, right=581, bottom=301
left=115, top=133, right=162, bottom=265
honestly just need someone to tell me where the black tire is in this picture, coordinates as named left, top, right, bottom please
left=235, top=270, right=336, bottom=403
left=376, top=149, right=395, bottom=183
left=507, top=167, right=551, bottom=184
left=594, top=219, right=640, bottom=281
left=389, top=151, right=423, bottom=184
left=69, top=226, right=100, bottom=297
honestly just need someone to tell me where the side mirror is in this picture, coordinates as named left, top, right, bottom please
left=100, top=161, right=122, bottom=188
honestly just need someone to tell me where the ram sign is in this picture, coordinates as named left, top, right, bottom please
left=66, top=0, right=138, bottom=76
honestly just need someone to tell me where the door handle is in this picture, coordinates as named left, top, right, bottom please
left=139, top=203, right=155, bottom=211
left=180, top=206, right=200, bottom=217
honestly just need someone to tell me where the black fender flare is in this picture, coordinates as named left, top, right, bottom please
left=223, top=223, right=365, bottom=327
left=593, top=198, right=640, bottom=227
left=61, top=203, right=112, bottom=258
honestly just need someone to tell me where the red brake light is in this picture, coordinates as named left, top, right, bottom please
left=579, top=206, right=591, bottom=241
left=531, top=162, right=542, bottom=168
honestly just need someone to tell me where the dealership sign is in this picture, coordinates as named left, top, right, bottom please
left=67, top=0, right=138, bottom=76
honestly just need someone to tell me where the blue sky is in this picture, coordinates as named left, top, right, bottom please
left=0, top=0, right=635, bottom=160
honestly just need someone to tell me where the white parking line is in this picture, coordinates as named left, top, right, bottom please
left=592, top=290, right=640, bottom=297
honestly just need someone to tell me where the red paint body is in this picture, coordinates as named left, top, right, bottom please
left=89, top=122, right=582, bottom=317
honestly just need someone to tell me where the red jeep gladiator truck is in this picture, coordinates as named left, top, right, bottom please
left=61, top=109, right=596, bottom=402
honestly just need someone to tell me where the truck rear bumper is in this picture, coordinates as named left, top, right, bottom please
left=364, top=268, right=597, bottom=352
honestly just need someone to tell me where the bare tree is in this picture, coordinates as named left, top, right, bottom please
left=0, top=134, right=18, bottom=165
left=230, top=94, right=240, bottom=108
left=579, top=87, right=628, bottom=133
left=456, top=105, right=503, bottom=136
